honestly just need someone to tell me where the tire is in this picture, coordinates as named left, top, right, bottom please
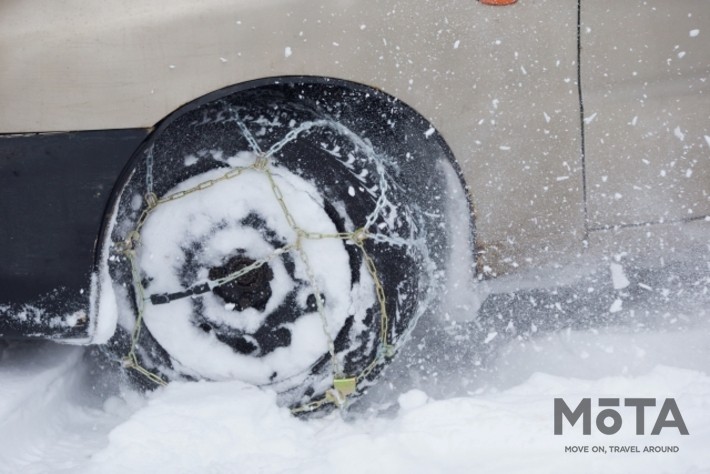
left=99, top=77, right=474, bottom=412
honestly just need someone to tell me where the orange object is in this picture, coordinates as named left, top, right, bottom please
left=480, top=0, right=517, bottom=5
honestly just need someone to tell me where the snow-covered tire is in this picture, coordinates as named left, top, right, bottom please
left=99, top=78, right=474, bottom=411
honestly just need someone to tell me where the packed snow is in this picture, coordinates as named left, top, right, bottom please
left=137, top=157, right=355, bottom=386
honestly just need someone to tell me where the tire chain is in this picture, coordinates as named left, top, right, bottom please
left=118, top=117, right=399, bottom=413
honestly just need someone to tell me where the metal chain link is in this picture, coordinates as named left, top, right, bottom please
left=262, top=117, right=397, bottom=232
left=265, top=120, right=330, bottom=158
left=211, top=244, right=295, bottom=288
left=264, top=167, right=299, bottom=230
left=150, top=244, right=299, bottom=306
left=121, top=249, right=168, bottom=387
left=145, top=145, right=155, bottom=197
left=116, top=119, right=402, bottom=414
left=295, top=236, right=341, bottom=376
left=370, top=232, right=421, bottom=248
left=363, top=158, right=392, bottom=230
left=228, top=105, right=263, bottom=154
left=124, top=166, right=252, bottom=248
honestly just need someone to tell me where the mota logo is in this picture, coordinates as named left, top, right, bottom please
left=554, top=398, right=689, bottom=435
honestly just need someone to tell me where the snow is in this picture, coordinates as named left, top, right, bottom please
left=93, top=371, right=706, bottom=474
left=2, top=12, right=710, bottom=468
left=1, top=290, right=709, bottom=473
left=133, top=153, right=367, bottom=392
left=0, top=254, right=710, bottom=474
left=674, top=126, right=685, bottom=141
left=88, top=225, right=119, bottom=345
left=609, top=263, right=630, bottom=290
left=438, top=161, right=481, bottom=322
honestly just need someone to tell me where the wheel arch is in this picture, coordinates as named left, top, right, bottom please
left=95, top=75, right=476, bottom=272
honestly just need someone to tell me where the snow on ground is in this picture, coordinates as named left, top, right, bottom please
left=0, top=259, right=708, bottom=474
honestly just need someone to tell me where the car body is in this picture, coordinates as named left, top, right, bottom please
left=1, top=0, right=708, bottom=344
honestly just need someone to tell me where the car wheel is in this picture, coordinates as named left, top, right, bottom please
left=98, top=78, right=474, bottom=412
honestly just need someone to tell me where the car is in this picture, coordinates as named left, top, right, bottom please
left=1, top=0, right=708, bottom=411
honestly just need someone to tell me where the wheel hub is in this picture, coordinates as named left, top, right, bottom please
left=208, top=255, right=273, bottom=312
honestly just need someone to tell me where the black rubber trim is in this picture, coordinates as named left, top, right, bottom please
left=0, top=129, right=148, bottom=305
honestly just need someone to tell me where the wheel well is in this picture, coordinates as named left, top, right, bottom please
left=96, top=76, right=473, bottom=269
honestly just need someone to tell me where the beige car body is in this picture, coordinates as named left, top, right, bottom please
left=2, top=0, right=708, bottom=275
